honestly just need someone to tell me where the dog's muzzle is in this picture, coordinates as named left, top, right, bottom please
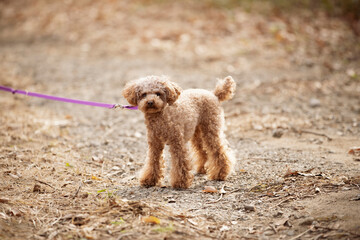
left=147, top=101, right=154, bottom=107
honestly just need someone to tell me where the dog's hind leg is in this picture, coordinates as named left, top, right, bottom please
left=200, top=112, right=232, bottom=181
left=191, top=125, right=208, bottom=174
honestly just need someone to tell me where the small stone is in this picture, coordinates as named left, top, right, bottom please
left=283, top=220, right=292, bottom=227
left=168, top=199, right=176, bottom=203
left=220, top=225, right=230, bottom=232
left=289, top=213, right=301, bottom=219
left=264, top=229, right=275, bottom=236
left=315, top=187, right=321, bottom=193
left=351, top=194, right=360, bottom=201
left=346, top=69, right=356, bottom=78
left=33, top=184, right=42, bottom=193
left=272, top=129, right=284, bottom=138
left=244, top=204, right=256, bottom=212
left=273, top=211, right=283, bottom=217
left=304, top=60, right=314, bottom=67
left=81, top=193, right=89, bottom=198
left=111, top=166, right=121, bottom=171
left=134, top=132, right=142, bottom=138
left=300, top=217, right=314, bottom=226
left=286, top=230, right=295, bottom=236
left=92, top=154, right=103, bottom=161
left=309, top=98, right=321, bottom=108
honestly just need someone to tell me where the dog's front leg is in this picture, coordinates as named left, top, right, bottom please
left=139, top=136, right=165, bottom=187
left=169, top=140, right=194, bottom=189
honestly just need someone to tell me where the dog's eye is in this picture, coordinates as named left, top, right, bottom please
left=156, top=92, right=161, bottom=97
left=141, top=93, right=147, bottom=98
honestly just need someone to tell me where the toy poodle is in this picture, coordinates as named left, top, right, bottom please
left=122, top=75, right=236, bottom=188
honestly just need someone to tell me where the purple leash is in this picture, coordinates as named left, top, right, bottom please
left=0, top=86, right=138, bottom=110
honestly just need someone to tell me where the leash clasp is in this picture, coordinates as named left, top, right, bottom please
left=113, top=104, right=138, bottom=110
left=112, top=104, right=125, bottom=110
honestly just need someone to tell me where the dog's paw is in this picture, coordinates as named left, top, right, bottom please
left=171, top=181, right=191, bottom=189
left=171, top=172, right=194, bottom=189
left=195, top=166, right=207, bottom=175
left=139, top=177, right=158, bottom=187
left=208, top=166, right=230, bottom=181
left=208, top=174, right=227, bottom=181
left=139, top=171, right=160, bottom=187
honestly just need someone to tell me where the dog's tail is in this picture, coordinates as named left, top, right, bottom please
left=214, top=76, right=236, bottom=102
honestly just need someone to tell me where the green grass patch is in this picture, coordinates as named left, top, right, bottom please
left=152, top=223, right=175, bottom=233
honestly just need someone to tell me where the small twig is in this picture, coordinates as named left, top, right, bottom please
left=277, top=196, right=296, bottom=206
left=206, top=184, right=227, bottom=204
left=117, top=232, right=134, bottom=240
left=51, top=212, right=63, bottom=226
left=301, top=130, right=332, bottom=141
left=312, top=233, right=324, bottom=240
left=315, top=225, right=360, bottom=237
left=32, top=219, right=36, bottom=228
left=289, top=227, right=313, bottom=240
left=206, top=194, right=224, bottom=204
left=72, top=182, right=82, bottom=199
left=291, top=127, right=332, bottom=141
left=35, top=179, right=56, bottom=189
left=269, top=224, right=277, bottom=234
left=229, top=187, right=245, bottom=194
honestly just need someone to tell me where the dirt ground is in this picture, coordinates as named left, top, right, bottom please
left=1, top=1, right=360, bottom=239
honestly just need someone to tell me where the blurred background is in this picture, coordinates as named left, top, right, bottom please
left=1, top=0, right=359, bottom=68
left=1, top=0, right=359, bottom=128
left=1, top=0, right=359, bottom=86
left=1, top=0, right=359, bottom=133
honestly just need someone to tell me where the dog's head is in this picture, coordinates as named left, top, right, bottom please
left=122, top=75, right=182, bottom=114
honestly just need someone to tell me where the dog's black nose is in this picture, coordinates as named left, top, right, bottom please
left=147, top=101, right=154, bottom=107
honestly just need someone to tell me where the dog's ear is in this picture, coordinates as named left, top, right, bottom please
left=164, top=81, right=182, bottom=105
left=122, top=81, right=138, bottom=106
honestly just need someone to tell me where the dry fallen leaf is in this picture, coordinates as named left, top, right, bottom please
left=8, top=208, right=22, bottom=217
left=203, top=186, right=218, bottom=193
left=346, top=69, right=356, bottom=78
left=219, top=186, right=227, bottom=194
left=0, top=198, right=10, bottom=204
left=348, top=147, right=360, bottom=156
left=141, top=216, right=161, bottom=224
left=91, top=175, right=101, bottom=181
left=284, top=168, right=299, bottom=177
